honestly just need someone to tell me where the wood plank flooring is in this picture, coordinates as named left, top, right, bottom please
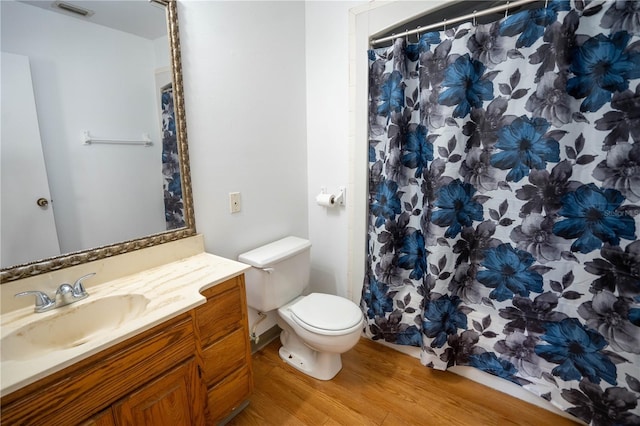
left=226, top=338, right=578, bottom=426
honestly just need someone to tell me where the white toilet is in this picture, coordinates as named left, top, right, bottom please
left=239, top=236, right=364, bottom=380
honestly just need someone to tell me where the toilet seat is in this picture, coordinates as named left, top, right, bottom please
left=289, top=293, right=363, bottom=336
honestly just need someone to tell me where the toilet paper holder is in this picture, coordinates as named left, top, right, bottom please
left=317, top=186, right=345, bottom=207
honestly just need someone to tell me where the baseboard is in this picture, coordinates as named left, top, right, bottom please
left=250, top=325, right=281, bottom=353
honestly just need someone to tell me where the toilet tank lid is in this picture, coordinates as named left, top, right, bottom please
left=238, top=236, right=311, bottom=268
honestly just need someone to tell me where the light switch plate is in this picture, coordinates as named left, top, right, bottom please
left=229, top=192, right=241, bottom=213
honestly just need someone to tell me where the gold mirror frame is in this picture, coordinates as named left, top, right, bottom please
left=0, top=0, right=195, bottom=283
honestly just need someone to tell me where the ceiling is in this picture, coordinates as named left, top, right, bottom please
left=18, top=0, right=167, bottom=40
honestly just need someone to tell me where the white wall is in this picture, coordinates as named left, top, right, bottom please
left=153, top=36, right=170, bottom=69
left=1, top=0, right=166, bottom=254
left=305, top=1, right=362, bottom=299
left=178, top=1, right=308, bottom=335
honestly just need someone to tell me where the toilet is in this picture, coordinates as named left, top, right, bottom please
left=238, top=236, right=364, bottom=380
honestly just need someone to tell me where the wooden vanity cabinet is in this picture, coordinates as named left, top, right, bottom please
left=195, top=274, right=254, bottom=424
left=0, top=275, right=253, bottom=426
left=1, top=314, right=199, bottom=425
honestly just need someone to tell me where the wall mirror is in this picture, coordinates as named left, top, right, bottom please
left=1, top=0, right=195, bottom=283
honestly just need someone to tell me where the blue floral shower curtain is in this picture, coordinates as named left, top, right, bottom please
left=161, top=84, right=185, bottom=230
left=362, top=1, right=640, bottom=424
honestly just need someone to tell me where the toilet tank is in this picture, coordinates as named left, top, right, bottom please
left=238, top=236, right=312, bottom=312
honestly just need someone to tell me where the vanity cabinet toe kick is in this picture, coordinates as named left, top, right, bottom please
left=0, top=275, right=254, bottom=426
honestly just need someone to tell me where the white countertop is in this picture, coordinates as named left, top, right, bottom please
left=0, top=252, right=250, bottom=397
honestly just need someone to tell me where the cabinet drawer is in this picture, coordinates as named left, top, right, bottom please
left=196, top=277, right=246, bottom=346
left=200, top=276, right=243, bottom=300
left=202, top=327, right=249, bottom=387
left=207, top=366, right=252, bottom=423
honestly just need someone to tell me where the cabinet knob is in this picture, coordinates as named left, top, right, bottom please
left=37, top=198, right=49, bottom=207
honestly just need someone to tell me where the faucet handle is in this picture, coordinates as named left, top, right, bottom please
left=56, top=283, right=74, bottom=296
left=72, top=273, right=95, bottom=297
left=15, top=291, right=55, bottom=313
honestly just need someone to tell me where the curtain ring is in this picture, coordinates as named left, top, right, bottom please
left=443, top=18, right=447, bottom=31
left=545, top=0, right=549, bottom=7
left=505, top=1, right=510, bottom=18
left=416, top=26, right=421, bottom=42
left=473, top=10, right=477, bottom=26
left=405, top=29, right=409, bottom=44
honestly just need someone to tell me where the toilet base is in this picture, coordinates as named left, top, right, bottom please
left=278, top=330, right=342, bottom=380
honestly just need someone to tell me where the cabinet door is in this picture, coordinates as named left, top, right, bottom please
left=113, top=358, right=205, bottom=426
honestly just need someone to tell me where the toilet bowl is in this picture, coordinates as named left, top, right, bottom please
left=238, top=236, right=364, bottom=380
left=276, top=293, right=363, bottom=380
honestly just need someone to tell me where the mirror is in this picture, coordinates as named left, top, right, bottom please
left=0, top=0, right=195, bottom=283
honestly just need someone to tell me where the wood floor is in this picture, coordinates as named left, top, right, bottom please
left=226, top=338, right=577, bottom=426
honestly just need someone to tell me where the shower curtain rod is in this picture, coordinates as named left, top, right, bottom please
left=369, top=0, right=538, bottom=46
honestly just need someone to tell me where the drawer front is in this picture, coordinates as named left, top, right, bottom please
left=202, top=327, right=249, bottom=387
left=200, top=276, right=241, bottom=300
left=196, top=278, right=246, bottom=346
left=207, top=366, right=252, bottom=423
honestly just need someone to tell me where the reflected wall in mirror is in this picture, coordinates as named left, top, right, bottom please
left=0, top=0, right=195, bottom=282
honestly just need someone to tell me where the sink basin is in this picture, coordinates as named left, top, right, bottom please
left=1, top=294, right=150, bottom=361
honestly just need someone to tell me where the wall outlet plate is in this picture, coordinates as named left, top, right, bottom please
left=229, top=192, right=241, bottom=213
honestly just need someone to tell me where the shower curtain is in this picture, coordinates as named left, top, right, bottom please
left=161, top=84, right=185, bottom=230
left=362, top=1, right=640, bottom=424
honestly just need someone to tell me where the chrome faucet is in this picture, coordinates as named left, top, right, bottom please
left=15, top=273, right=95, bottom=313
